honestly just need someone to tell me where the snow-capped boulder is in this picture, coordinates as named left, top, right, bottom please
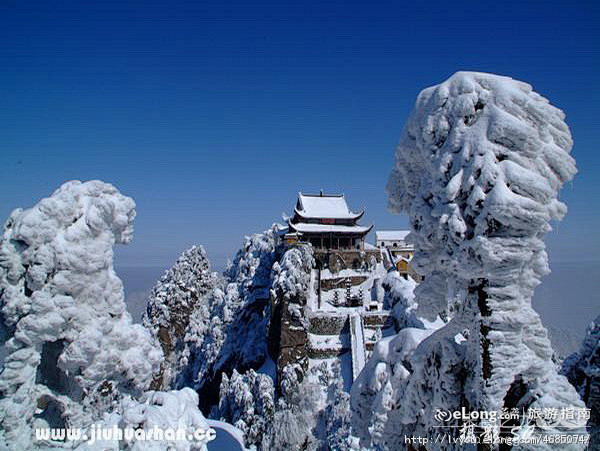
left=353, top=72, right=586, bottom=448
left=0, top=181, right=162, bottom=449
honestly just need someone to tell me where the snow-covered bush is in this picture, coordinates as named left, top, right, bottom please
left=75, top=388, right=212, bottom=451
left=563, top=315, right=599, bottom=447
left=0, top=181, right=162, bottom=449
left=353, top=72, right=586, bottom=448
left=143, top=245, right=219, bottom=390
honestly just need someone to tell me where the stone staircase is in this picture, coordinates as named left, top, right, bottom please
left=349, top=313, right=366, bottom=381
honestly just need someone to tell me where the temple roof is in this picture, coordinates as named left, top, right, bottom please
left=295, top=192, right=364, bottom=220
left=289, top=221, right=373, bottom=235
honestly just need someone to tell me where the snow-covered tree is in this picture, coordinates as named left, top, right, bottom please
left=182, top=226, right=282, bottom=413
left=214, top=369, right=275, bottom=448
left=351, top=327, right=435, bottom=448
left=173, top=287, right=227, bottom=391
left=353, top=72, right=586, bottom=448
left=381, top=271, right=420, bottom=329
left=272, top=244, right=314, bottom=324
left=266, top=364, right=321, bottom=450
left=143, top=245, right=218, bottom=390
left=0, top=181, right=162, bottom=449
left=272, top=245, right=314, bottom=302
left=563, top=315, right=599, bottom=447
left=324, top=364, right=358, bottom=451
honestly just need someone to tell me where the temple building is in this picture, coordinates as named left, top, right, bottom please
left=286, top=192, right=373, bottom=251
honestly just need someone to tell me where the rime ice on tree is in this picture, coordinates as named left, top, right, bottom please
left=0, top=181, right=162, bottom=449
left=352, top=72, right=586, bottom=449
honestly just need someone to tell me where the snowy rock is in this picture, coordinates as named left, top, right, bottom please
left=0, top=181, right=162, bottom=449
left=186, top=226, right=282, bottom=412
left=215, top=226, right=280, bottom=368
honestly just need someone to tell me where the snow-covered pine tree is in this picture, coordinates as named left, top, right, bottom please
left=0, top=181, right=162, bottom=449
left=353, top=72, right=586, bottom=449
left=266, top=364, right=321, bottom=450
left=324, top=363, right=358, bottom=451
left=143, top=245, right=218, bottom=390
left=213, top=369, right=275, bottom=449
left=193, top=226, right=281, bottom=411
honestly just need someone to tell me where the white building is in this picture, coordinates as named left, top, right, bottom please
left=375, top=230, right=410, bottom=249
left=376, top=230, right=417, bottom=280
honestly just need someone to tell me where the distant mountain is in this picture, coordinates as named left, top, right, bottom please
left=546, top=325, right=584, bottom=359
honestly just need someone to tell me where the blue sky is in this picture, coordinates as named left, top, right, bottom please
left=1, top=0, right=599, bottom=269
